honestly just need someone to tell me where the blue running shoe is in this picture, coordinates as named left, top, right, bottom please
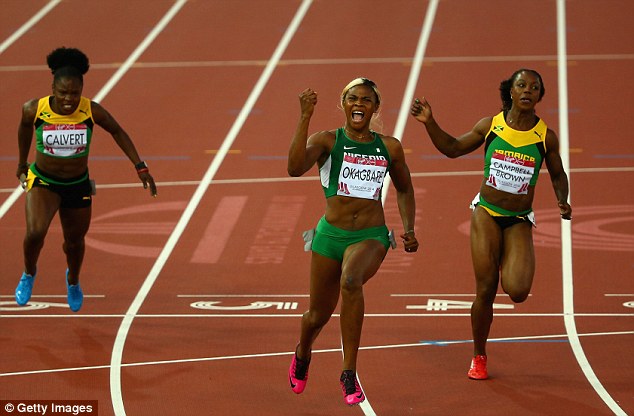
left=15, top=272, right=35, bottom=305
left=66, top=269, right=83, bottom=312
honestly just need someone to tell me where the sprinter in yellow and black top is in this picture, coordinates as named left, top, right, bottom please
left=14, top=47, right=157, bottom=312
left=410, top=69, right=572, bottom=380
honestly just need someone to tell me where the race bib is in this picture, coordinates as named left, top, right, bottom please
left=486, top=151, right=535, bottom=194
left=42, top=124, right=88, bottom=157
left=337, top=153, right=388, bottom=200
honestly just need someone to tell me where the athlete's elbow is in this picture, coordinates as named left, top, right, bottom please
left=433, top=144, right=459, bottom=159
left=444, top=146, right=469, bottom=159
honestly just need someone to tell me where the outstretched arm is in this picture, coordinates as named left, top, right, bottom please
left=92, top=102, right=157, bottom=197
left=410, top=97, right=488, bottom=158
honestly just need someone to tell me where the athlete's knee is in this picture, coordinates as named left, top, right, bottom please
left=340, top=274, right=363, bottom=295
left=24, top=228, right=47, bottom=247
left=506, top=289, right=530, bottom=303
left=502, top=279, right=532, bottom=303
left=63, top=236, right=85, bottom=252
left=304, top=309, right=331, bottom=329
left=474, top=282, right=498, bottom=304
left=502, top=280, right=531, bottom=302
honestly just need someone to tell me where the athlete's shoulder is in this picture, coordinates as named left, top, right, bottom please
left=378, top=133, right=401, bottom=148
left=475, top=115, right=496, bottom=136
left=309, top=129, right=336, bottom=141
left=545, top=127, right=559, bottom=146
left=377, top=132, right=397, bottom=141
left=307, top=129, right=336, bottom=153
left=21, top=98, right=41, bottom=121
left=376, top=134, right=403, bottom=161
left=22, top=98, right=40, bottom=110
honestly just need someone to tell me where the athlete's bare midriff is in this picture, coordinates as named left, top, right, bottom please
left=34, top=152, right=88, bottom=178
left=324, top=196, right=385, bottom=231
left=479, top=179, right=536, bottom=212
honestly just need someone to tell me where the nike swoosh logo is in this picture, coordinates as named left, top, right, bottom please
left=289, top=377, right=296, bottom=388
left=343, top=146, right=357, bottom=150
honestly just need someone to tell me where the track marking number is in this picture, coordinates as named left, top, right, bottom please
left=406, top=299, right=514, bottom=311
left=190, top=301, right=298, bottom=311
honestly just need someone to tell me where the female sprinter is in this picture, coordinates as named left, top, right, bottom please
left=287, top=78, right=419, bottom=405
left=15, top=47, right=157, bottom=312
left=410, top=68, right=572, bottom=380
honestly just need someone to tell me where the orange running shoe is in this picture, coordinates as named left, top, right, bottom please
left=467, top=355, right=488, bottom=380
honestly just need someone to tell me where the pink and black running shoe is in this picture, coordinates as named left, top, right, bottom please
left=340, top=370, right=365, bottom=406
left=289, top=349, right=310, bottom=394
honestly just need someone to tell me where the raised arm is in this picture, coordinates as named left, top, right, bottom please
left=543, top=128, right=572, bottom=220
left=91, top=101, right=157, bottom=197
left=410, top=97, right=489, bottom=158
left=287, top=88, right=330, bottom=177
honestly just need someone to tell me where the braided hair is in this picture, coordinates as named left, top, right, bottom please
left=499, top=68, right=545, bottom=111
left=46, top=47, right=90, bottom=84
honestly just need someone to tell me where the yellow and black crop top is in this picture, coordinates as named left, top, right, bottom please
left=34, top=96, right=94, bottom=158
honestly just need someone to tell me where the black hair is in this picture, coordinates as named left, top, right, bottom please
left=46, top=47, right=90, bottom=83
left=499, top=68, right=545, bottom=111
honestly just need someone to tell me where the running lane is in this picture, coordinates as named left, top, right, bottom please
left=1, top=1, right=632, bottom=416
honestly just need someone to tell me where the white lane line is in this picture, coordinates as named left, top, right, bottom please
left=2, top=313, right=633, bottom=319
left=379, top=0, right=439, bottom=203
left=3, top=52, right=633, bottom=72
left=3, top=166, right=632, bottom=195
left=3, top=330, right=631, bottom=378
left=105, top=1, right=188, bottom=414
left=357, top=1, right=439, bottom=414
left=1, top=165, right=632, bottom=196
left=0, top=1, right=63, bottom=218
left=557, top=2, right=626, bottom=415
left=0, top=186, right=25, bottom=219
left=0, top=0, right=61, bottom=55
left=107, top=1, right=313, bottom=415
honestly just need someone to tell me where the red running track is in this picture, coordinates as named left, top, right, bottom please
left=1, top=1, right=632, bottom=415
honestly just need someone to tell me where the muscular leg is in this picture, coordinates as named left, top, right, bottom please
left=296, top=252, right=342, bottom=361
left=500, top=223, right=535, bottom=303
left=469, top=207, right=503, bottom=356
left=23, top=188, right=61, bottom=276
left=339, top=240, right=387, bottom=371
left=59, top=205, right=91, bottom=285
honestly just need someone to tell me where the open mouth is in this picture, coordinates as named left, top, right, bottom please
left=61, top=103, right=76, bottom=112
left=352, top=111, right=364, bottom=122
